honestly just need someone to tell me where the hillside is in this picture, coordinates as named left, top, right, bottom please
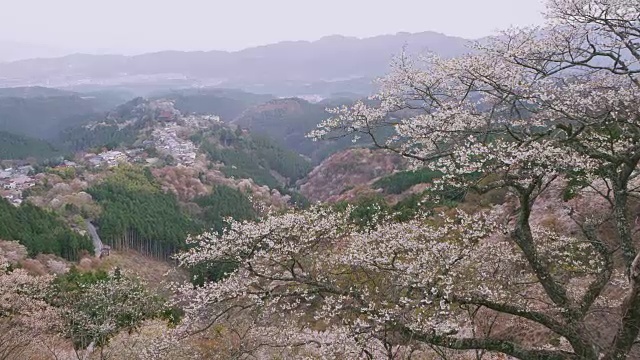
left=158, top=88, right=274, bottom=121
left=0, top=86, right=133, bottom=141
left=0, top=131, right=61, bottom=160
left=0, top=95, right=100, bottom=139
left=0, top=86, right=77, bottom=98
left=55, top=97, right=313, bottom=187
left=232, top=97, right=360, bottom=162
left=299, top=148, right=407, bottom=202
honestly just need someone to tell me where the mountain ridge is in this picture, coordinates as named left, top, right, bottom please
left=0, top=31, right=473, bottom=95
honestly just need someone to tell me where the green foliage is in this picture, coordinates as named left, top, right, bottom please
left=334, top=195, right=390, bottom=230
left=189, top=260, right=238, bottom=287
left=55, top=98, right=151, bottom=152
left=0, top=198, right=93, bottom=260
left=233, top=97, right=389, bottom=162
left=391, top=193, right=429, bottom=222
left=203, top=143, right=281, bottom=188
left=0, top=95, right=99, bottom=139
left=374, top=169, right=444, bottom=194
left=166, top=89, right=273, bottom=121
left=189, top=185, right=257, bottom=285
left=0, top=131, right=62, bottom=160
left=200, top=123, right=313, bottom=187
left=251, top=134, right=313, bottom=183
left=278, top=187, right=311, bottom=209
left=47, top=166, right=77, bottom=180
left=334, top=186, right=463, bottom=229
left=52, top=267, right=110, bottom=293
left=233, top=98, right=334, bottom=160
left=562, top=169, right=591, bottom=201
left=87, top=165, right=195, bottom=256
left=193, top=185, right=256, bottom=234
left=373, top=168, right=471, bottom=206
left=57, top=123, right=140, bottom=152
left=49, top=268, right=167, bottom=351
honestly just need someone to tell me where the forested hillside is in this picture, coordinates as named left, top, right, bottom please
left=0, top=86, right=77, bottom=98
left=0, top=95, right=99, bottom=139
left=56, top=120, right=141, bottom=152
left=87, top=165, right=261, bottom=260
left=0, top=130, right=61, bottom=160
left=192, top=185, right=256, bottom=234
left=161, top=88, right=274, bottom=121
left=0, top=86, right=135, bottom=142
left=232, top=97, right=388, bottom=162
left=0, top=198, right=93, bottom=260
left=55, top=97, right=157, bottom=151
left=87, top=166, right=195, bottom=259
left=194, top=121, right=312, bottom=187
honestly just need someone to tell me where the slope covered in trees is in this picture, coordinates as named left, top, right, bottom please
left=161, top=88, right=274, bottom=121
left=56, top=121, right=141, bottom=152
left=0, top=86, right=77, bottom=98
left=232, top=97, right=395, bottom=162
left=87, top=166, right=195, bottom=259
left=231, top=98, right=356, bottom=162
left=195, top=122, right=313, bottom=187
left=0, top=130, right=62, bottom=160
left=55, top=97, right=156, bottom=151
left=0, top=198, right=93, bottom=260
left=0, top=95, right=105, bottom=139
left=87, top=165, right=262, bottom=260
left=193, top=185, right=256, bottom=235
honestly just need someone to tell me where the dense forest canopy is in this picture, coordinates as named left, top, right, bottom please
left=162, top=88, right=274, bottom=121
left=0, top=95, right=102, bottom=139
left=88, top=165, right=263, bottom=260
left=0, top=198, right=93, bottom=260
left=195, top=122, right=313, bottom=187
left=87, top=165, right=195, bottom=259
left=192, top=185, right=256, bottom=234
left=0, top=130, right=62, bottom=160
left=56, top=122, right=140, bottom=152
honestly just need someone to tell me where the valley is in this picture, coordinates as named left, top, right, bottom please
left=3, top=3, right=640, bottom=359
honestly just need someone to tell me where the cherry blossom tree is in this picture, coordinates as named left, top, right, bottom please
left=0, top=249, right=56, bottom=360
left=174, top=1, right=640, bottom=359
left=50, top=269, right=168, bottom=360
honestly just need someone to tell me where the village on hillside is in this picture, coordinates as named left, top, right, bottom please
left=0, top=103, right=223, bottom=206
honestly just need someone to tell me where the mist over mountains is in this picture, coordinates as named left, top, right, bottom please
left=0, top=41, right=70, bottom=62
left=0, top=31, right=473, bottom=96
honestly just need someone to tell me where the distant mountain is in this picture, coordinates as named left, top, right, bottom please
left=0, top=41, right=69, bottom=62
left=0, top=86, right=77, bottom=98
left=0, top=86, right=135, bottom=140
left=0, top=32, right=473, bottom=96
left=0, top=96, right=99, bottom=139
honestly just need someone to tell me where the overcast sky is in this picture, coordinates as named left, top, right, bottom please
left=0, top=0, right=545, bottom=55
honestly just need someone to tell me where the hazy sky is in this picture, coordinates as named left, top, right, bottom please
left=0, top=0, right=545, bottom=55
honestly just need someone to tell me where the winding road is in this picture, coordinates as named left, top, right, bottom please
left=85, top=220, right=103, bottom=257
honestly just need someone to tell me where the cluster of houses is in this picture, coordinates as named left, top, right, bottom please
left=0, top=165, right=36, bottom=206
left=183, top=114, right=222, bottom=128
left=151, top=123, right=198, bottom=166
left=84, top=149, right=145, bottom=168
